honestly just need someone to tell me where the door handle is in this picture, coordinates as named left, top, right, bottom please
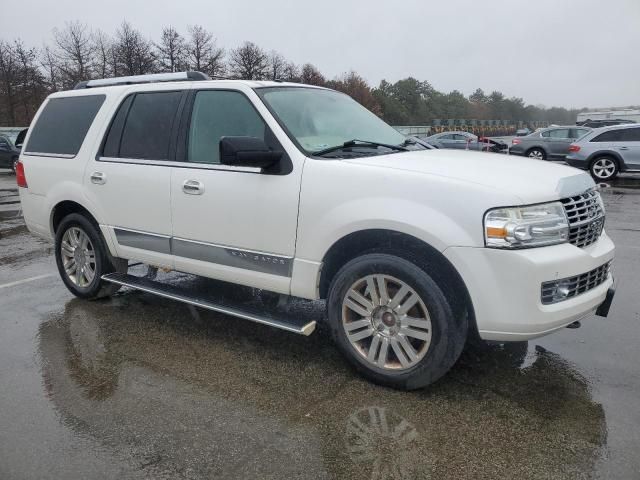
left=619, top=146, right=629, bottom=150
left=182, top=179, right=204, bottom=195
left=90, top=172, right=106, bottom=185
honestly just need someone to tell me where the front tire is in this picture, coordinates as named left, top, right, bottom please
left=327, top=254, right=466, bottom=390
left=55, top=213, right=127, bottom=299
left=590, top=156, right=618, bottom=181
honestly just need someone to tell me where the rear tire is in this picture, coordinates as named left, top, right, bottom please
left=327, top=253, right=467, bottom=390
left=55, top=213, right=128, bottom=299
left=590, top=156, right=618, bottom=181
left=526, top=148, right=546, bottom=160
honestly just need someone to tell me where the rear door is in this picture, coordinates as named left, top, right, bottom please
left=618, top=127, right=640, bottom=169
left=86, top=88, right=186, bottom=268
left=545, top=128, right=573, bottom=158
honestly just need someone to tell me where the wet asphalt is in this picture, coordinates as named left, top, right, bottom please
left=0, top=170, right=639, bottom=480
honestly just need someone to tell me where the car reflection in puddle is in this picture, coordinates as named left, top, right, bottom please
left=37, top=293, right=606, bottom=479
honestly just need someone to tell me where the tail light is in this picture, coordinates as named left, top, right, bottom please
left=16, top=160, right=28, bottom=188
left=512, top=138, right=521, bottom=145
left=568, top=144, right=581, bottom=153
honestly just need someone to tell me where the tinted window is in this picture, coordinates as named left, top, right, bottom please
left=102, top=95, right=133, bottom=158
left=620, top=128, right=640, bottom=142
left=591, top=130, right=623, bottom=142
left=439, top=134, right=454, bottom=140
left=118, top=92, right=182, bottom=160
left=0, top=137, right=10, bottom=149
left=453, top=134, right=469, bottom=141
left=548, top=129, right=571, bottom=139
left=25, top=95, right=105, bottom=156
left=540, top=130, right=550, bottom=137
left=188, top=90, right=266, bottom=164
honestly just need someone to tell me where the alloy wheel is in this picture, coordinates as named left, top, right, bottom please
left=592, top=158, right=616, bottom=180
left=60, top=226, right=97, bottom=287
left=528, top=149, right=544, bottom=160
left=342, top=274, right=432, bottom=370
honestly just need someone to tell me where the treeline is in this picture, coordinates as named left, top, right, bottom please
left=0, top=21, right=582, bottom=127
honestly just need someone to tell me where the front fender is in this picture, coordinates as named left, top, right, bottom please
left=297, top=196, right=477, bottom=264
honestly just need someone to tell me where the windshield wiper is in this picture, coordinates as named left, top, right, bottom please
left=314, top=139, right=409, bottom=157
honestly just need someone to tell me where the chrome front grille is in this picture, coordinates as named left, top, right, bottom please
left=561, top=189, right=605, bottom=248
left=541, top=262, right=611, bottom=305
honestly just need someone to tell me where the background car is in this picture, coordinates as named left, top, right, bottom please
left=509, top=126, right=591, bottom=160
left=516, top=128, right=531, bottom=136
left=0, top=134, right=21, bottom=173
left=565, top=124, right=640, bottom=181
left=421, top=131, right=507, bottom=152
left=576, top=119, right=635, bottom=128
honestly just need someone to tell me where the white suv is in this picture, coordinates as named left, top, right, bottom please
left=17, top=72, right=615, bottom=389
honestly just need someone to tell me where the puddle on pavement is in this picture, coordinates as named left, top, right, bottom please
left=35, top=293, right=607, bottom=479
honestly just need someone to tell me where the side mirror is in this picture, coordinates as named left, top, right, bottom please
left=219, top=136, right=283, bottom=169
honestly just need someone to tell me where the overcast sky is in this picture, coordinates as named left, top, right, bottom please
left=4, top=0, right=639, bottom=108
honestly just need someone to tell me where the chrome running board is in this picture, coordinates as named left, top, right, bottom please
left=101, top=272, right=316, bottom=336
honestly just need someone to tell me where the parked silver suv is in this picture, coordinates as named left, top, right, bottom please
left=509, top=126, right=591, bottom=160
left=565, top=124, right=640, bottom=181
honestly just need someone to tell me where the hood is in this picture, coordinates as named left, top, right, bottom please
left=346, top=149, right=595, bottom=203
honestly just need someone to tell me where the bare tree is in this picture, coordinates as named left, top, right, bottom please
left=186, top=25, right=225, bottom=77
left=12, top=40, right=46, bottom=119
left=156, top=26, right=186, bottom=72
left=93, top=30, right=112, bottom=78
left=229, top=42, right=268, bottom=80
left=40, top=45, right=60, bottom=92
left=300, top=63, right=325, bottom=86
left=267, top=51, right=287, bottom=80
left=0, top=41, right=19, bottom=124
left=113, top=21, right=156, bottom=76
left=280, top=62, right=300, bottom=82
left=53, top=21, right=95, bottom=87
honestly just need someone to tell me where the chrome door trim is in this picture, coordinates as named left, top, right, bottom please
left=97, top=156, right=262, bottom=174
left=172, top=237, right=292, bottom=277
left=23, top=151, right=76, bottom=158
left=111, top=227, right=293, bottom=277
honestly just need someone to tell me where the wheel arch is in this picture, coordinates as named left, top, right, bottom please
left=587, top=150, right=626, bottom=171
left=318, top=228, right=477, bottom=337
left=50, top=200, right=101, bottom=236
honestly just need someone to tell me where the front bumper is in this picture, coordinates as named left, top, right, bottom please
left=444, top=232, right=615, bottom=341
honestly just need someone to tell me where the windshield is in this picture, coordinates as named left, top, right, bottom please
left=258, top=87, right=407, bottom=155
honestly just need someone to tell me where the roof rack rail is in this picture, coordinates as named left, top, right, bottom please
left=74, top=71, right=210, bottom=90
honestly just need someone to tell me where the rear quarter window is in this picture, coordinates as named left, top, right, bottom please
left=24, top=95, right=105, bottom=157
left=591, top=130, right=623, bottom=142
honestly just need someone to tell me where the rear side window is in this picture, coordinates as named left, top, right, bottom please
left=103, top=91, right=183, bottom=160
left=25, top=95, right=105, bottom=157
left=548, top=129, right=571, bottom=139
left=620, top=128, right=640, bottom=142
left=591, top=130, right=623, bottom=142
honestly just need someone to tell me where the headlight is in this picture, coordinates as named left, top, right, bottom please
left=484, top=201, right=569, bottom=249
